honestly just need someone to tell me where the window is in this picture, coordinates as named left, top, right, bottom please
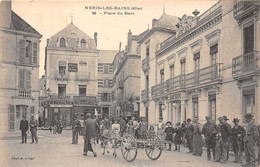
left=104, top=65, right=109, bottom=74
left=108, top=80, right=113, bottom=87
left=59, top=65, right=66, bottom=77
left=146, top=46, right=149, bottom=57
left=98, top=79, right=104, bottom=87
left=160, top=69, right=164, bottom=84
left=80, top=39, right=86, bottom=48
left=16, top=106, right=21, bottom=119
left=101, top=93, right=109, bottom=102
left=194, top=52, right=200, bottom=84
left=79, top=85, right=86, bottom=96
left=209, top=94, right=216, bottom=122
left=104, top=79, right=109, bottom=88
left=109, top=65, right=113, bottom=73
left=170, top=65, right=174, bottom=78
left=78, top=62, right=87, bottom=79
left=192, top=96, right=198, bottom=119
left=180, top=59, right=186, bottom=86
left=32, top=42, right=38, bottom=64
left=242, top=87, right=255, bottom=122
left=98, top=64, right=104, bottom=73
left=60, top=38, right=66, bottom=47
left=19, top=70, right=31, bottom=89
left=30, top=106, right=35, bottom=115
left=243, top=22, right=254, bottom=54
left=145, top=75, right=149, bottom=98
left=25, top=40, right=32, bottom=64
left=58, top=84, right=66, bottom=98
left=159, top=104, right=163, bottom=119
left=210, top=44, right=218, bottom=79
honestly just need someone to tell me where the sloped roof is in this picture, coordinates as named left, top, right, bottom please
left=48, top=23, right=96, bottom=50
left=153, top=13, right=179, bottom=31
left=98, top=50, right=118, bottom=63
left=11, top=11, right=41, bottom=36
left=133, top=29, right=149, bottom=41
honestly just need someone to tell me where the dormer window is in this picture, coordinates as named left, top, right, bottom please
left=81, top=39, right=86, bottom=48
left=60, top=38, right=66, bottom=47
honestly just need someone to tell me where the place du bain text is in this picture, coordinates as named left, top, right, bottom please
left=85, top=6, right=143, bottom=16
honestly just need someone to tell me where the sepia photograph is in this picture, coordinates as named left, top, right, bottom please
left=0, top=0, right=260, bottom=166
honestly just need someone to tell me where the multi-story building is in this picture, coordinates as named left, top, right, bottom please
left=43, top=23, right=98, bottom=127
left=140, top=0, right=260, bottom=126
left=112, top=29, right=148, bottom=119
left=0, top=1, right=42, bottom=132
left=97, top=50, right=117, bottom=118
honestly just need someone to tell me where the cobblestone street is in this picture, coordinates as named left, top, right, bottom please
left=0, top=130, right=241, bottom=167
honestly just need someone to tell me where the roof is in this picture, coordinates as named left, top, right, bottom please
left=98, top=50, right=118, bottom=63
left=138, top=13, right=179, bottom=43
left=11, top=11, right=41, bottom=36
left=133, top=29, right=149, bottom=41
left=48, top=23, right=97, bottom=50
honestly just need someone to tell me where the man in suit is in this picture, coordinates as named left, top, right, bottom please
left=242, top=113, right=259, bottom=167
left=202, top=116, right=217, bottom=161
left=30, top=114, right=38, bottom=144
left=83, top=113, right=99, bottom=157
left=185, top=118, right=194, bottom=153
left=72, top=115, right=81, bottom=144
left=19, top=115, right=29, bottom=144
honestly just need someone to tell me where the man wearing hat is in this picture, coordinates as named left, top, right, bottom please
left=202, top=116, right=217, bottom=160
left=214, top=116, right=231, bottom=163
left=29, top=114, right=38, bottom=144
left=242, top=113, right=259, bottom=167
left=83, top=113, right=99, bottom=157
left=185, top=118, right=194, bottom=153
left=72, top=115, right=81, bottom=144
left=19, top=115, right=29, bottom=144
left=231, top=118, right=245, bottom=163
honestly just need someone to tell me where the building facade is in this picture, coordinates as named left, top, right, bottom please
left=97, top=50, right=117, bottom=118
left=0, top=1, right=42, bottom=132
left=43, top=23, right=98, bottom=127
left=112, top=30, right=147, bottom=119
left=140, top=0, right=260, bottom=127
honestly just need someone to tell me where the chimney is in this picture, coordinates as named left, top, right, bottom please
left=46, top=38, right=50, bottom=46
left=0, top=0, right=12, bottom=28
left=152, top=19, right=158, bottom=27
left=94, top=32, right=97, bottom=47
left=119, top=42, right=122, bottom=52
left=127, top=29, right=132, bottom=53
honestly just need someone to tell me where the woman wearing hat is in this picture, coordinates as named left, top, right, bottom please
left=173, top=122, right=183, bottom=152
left=164, top=121, right=175, bottom=151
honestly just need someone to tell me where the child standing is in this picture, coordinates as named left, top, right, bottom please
left=164, top=121, right=175, bottom=151
left=126, top=120, right=135, bottom=137
left=147, top=126, right=156, bottom=137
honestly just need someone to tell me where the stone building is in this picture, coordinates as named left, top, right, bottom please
left=97, top=50, right=117, bottom=118
left=0, top=1, right=42, bottom=132
left=112, top=29, right=148, bottom=119
left=140, top=0, right=260, bottom=127
left=43, top=23, right=98, bottom=127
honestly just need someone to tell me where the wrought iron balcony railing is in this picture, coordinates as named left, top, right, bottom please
left=233, top=0, right=257, bottom=16
left=54, top=70, right=70, bottom=81
left=232, top=51, right=259, bottom=75
left=151, top=64, right=221, bottom=98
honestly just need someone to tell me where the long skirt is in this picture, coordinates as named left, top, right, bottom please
left=193, top=133, right=203, bottom=155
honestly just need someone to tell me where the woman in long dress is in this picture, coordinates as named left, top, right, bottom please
left=192, top=118, right=203, bottom=156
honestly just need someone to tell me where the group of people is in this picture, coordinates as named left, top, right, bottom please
left=160, top=113, right=260, bottom=167
left=19, top=114, right=39, bottom=144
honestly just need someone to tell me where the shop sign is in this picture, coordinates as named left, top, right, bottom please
left=68, top=63, right=78, bottom=72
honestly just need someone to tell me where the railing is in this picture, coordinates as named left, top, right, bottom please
left=54, top=70, right=70, bottom=81
left=151, top=64, right=221, bottom=98
left=75, top=72, right=88, bottom=82
left=232, top=51, right=258, bottom=75
left=17, top=89, right=31, bottom=98
left=233, top=0, right=257, bottom=16
left=142, top=57, right=150, bottom=72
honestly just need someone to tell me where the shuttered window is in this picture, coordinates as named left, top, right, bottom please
left=33, top=42, right=38, bottom=64
left=30, top=106, right=35, bottom=115
left=19, top=70, right=31, bottom=89
left=98, top=79, right=103, bottom=87
left=109, top=65, right=113, bottom=73
left=104, top=65, right=109, bottom=74
left=9, top=105, right=15, bottom=130
left=25, top=41, right=32, bottom=64
left=19, top=39, right=26, bottom=63
left=108, top=80, right=113, bottom=87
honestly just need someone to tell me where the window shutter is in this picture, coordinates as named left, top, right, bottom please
left=109, top=93, right=113, bottom=101
left=27, top=41, right=32, bottom=64
left=19, top=39, right=25, bottom=63
left=33, top=42, right=38, bottom=64
left=30, top=106, right=35, bottom=114
left=25, top=71, right=31, bottom=89
left=19, top=70, right=25, bottom=89
left=9, top=104, right=15, bottom=130
left=109, top=80, right=113, bottom=87
left=98, top=93, right=101, bottom=101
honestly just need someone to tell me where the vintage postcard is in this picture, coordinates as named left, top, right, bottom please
left=0, top=0, right=260, bottom=166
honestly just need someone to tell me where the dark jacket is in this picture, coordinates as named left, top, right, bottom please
left=231, top=125, right=245, bottom=141
left=119, top=119, right=126, bottom=132
left=30, top=119, right=38, bottom=131
left=20, top=120, right=29, bottom=132
left=164, top=126, right=175, bottom=141
left=83, top=118, right=100, bottom=137
left=185, top=124, right=194, bottom=139
left=218, top=123, right=231, bottom=142
left=202, top=122, right=217, bottom=141
left=244, top=122, right=259, bottom=143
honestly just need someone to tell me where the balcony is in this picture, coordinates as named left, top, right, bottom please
left=233, top=0, right=259, bottom=24
left=151, top=64, right=222, bottom=99
left=142, top=57, right=150, bottom=72
left=17, top=89, right=31, bottom=98
left=232, top=51, right=259, bottom=80
left=75, top=72, right=88, bottom=82
left=54, top=71, right=70, bottom=81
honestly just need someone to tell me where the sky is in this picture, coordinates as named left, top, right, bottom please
left=10, top=0, right=218, bottom=77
